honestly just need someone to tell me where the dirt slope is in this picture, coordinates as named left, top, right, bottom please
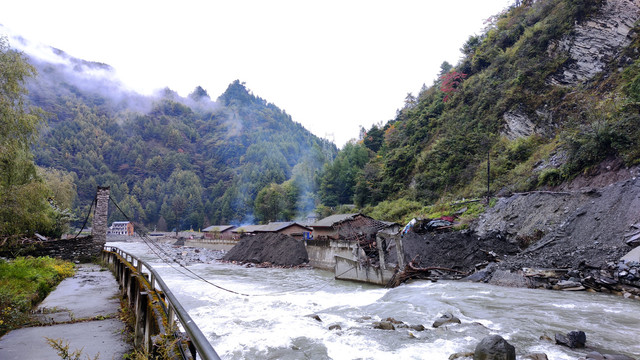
left=475, top=168, right=640, bottom=269
left=222, top=233, right=309, bottom=266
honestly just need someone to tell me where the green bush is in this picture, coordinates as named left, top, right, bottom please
left=537, top=168, right=563, bottom=186
left=561, top=115, right=632, bottom=176
left=365, top=198, right=423, bottom=224
left=0, top=257, right=74, bottom=335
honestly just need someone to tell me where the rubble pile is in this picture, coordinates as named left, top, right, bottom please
left=387, top=231, right=520, bottom=273
left=222, top=233, right=309, bottom=267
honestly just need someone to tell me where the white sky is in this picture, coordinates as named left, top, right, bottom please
left=1, top=0, right=513, bottom=147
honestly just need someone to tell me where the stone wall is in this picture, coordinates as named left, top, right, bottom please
left=0, top=236, right=104, bottom=263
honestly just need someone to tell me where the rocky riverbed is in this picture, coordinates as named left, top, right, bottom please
left=154, top=242, right=226, bottom=265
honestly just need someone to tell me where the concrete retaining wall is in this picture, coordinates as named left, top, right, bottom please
left=334, top=256, right=396, bottom=286
left=305, top=239, right=360, bottom=270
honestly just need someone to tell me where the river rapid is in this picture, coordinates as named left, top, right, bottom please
left=108, top=242, right=640, bottom=359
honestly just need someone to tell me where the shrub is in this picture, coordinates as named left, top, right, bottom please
left=0, top=256, right=74, bottom=335
left=365, top=198, right=422, bottom=224
left=537, top=168, right=563, bottom=186
left=561, top=115, right=631, bottom=176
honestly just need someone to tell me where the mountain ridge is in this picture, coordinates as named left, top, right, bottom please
left=21, top=45, right=337, bottom=229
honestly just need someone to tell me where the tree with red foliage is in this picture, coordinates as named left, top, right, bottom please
left=440, top=71, right=467, bottom=102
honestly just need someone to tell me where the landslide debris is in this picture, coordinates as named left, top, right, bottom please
left=222, top=233, right=309, bottom=267
left=475, top=168, right=640, bottom=270
left=385, top=165, right=640, bottom=298
left=387, top=231, right=520, bottom=273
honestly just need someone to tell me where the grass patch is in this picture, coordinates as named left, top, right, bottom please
left=420, top=199, right=488, bottom=227
left=363, top=196, right=490, bottom=227
left=0, top=256, right=75, bottom=335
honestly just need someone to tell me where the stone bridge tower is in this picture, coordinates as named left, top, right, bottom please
left=91, top=186, right=110, bottom=245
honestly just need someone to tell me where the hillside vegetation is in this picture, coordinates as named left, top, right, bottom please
left=3, top=0, right=639, bottom=237
left=318, top=0, right=640, bottom=224
left=25, top=53, right=336, bottom=231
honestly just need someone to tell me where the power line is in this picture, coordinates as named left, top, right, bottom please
left=107, top=195, right=355, bottom=297
left=109, top=196, right=249, bottom=295
left=73, top=195, right=96, bottom=240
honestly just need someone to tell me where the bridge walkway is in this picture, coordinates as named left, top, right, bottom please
left=0, top=263, right=132, bottom=359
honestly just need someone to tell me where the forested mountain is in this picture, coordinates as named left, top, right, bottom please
left=318, top=0, right=640, bottom=223
left=6, top=0, right=639, bottom=236
left=25, top=49, right=336, bottom=230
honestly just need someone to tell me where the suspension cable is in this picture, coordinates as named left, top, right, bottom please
left=73, top=195, right=96, bottom=240
left=107, top=195, right=356, bottom=297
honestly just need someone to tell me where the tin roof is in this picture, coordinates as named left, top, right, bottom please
left=202, top=225, right=236, bottom=233
left=232, top=224, right=266, bottom=233
left=311, top=213, right=361, bottom=228
left=254, top=222, right=311, bottom=232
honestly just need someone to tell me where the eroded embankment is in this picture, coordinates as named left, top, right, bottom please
left=391, top=165, right=640, bottom=298
left=466, top=167, right=640, bottom=297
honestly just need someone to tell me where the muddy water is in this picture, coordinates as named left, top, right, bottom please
left=109, top=242, right=640, bottom=359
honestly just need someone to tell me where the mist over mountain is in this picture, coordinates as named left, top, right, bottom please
left=8, top=0, right=640, bottom=231
left=19, top=37, right=336, bottom=229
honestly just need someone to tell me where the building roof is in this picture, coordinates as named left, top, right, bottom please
left=311, top=213, right=362, bottom=228
left=112, top=221, right=131, bottom=225
left=232, top=224, right=266, bottom=233
left=254, top=222, right=311, bottom=232
left=202, top=225, right=236, bottom=233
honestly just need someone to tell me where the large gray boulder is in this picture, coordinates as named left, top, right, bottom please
left=555, top=330, right=586, bottom=348
left=474, top=335, right=516, bottom=360
left=432, top=312, right=461, bottom=328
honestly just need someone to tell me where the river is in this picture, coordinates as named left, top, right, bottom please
left=108, top=242, right=640, bottom=359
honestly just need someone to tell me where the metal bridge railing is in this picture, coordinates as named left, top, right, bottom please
left=102, top=246, right=221, bottom=360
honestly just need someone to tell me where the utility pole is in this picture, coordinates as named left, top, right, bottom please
left=487, top=148, right=491, bottom=204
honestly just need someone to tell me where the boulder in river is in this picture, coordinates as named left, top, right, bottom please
left=555, top=330, right=586, bottom=348
left=306, top=314, right=322, bottom=322
left=373, top=321, right=396, bottom=330
left=523, top=353, right=548, bottom=360
left=584, top=351, right=636, bottom=360
left=473, top=335, right=516, bottom=360
left=433, top=312, right=461, bottom=328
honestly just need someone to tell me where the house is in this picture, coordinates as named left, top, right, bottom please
left=202, top=225, right=236, bottom=240
left=379, top=221, right=401, bottom=235
left=253, top=222, right=312, bottom=240
left=231, top=224, right=266, bottom=238
left=109, top=221, right=134, bottom=236
left=310, top=213, right=392, bottom=240
left=301, top=212, right=320, bottom=226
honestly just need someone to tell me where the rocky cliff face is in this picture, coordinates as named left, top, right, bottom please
left=501, top=107, right=554, bottom=140
left=501, top=0, right=640, bottom=146
left=548, top=0, right=640, bottom=85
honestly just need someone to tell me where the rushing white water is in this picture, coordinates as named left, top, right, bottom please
left=109, top=242, right=640, bottom=359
